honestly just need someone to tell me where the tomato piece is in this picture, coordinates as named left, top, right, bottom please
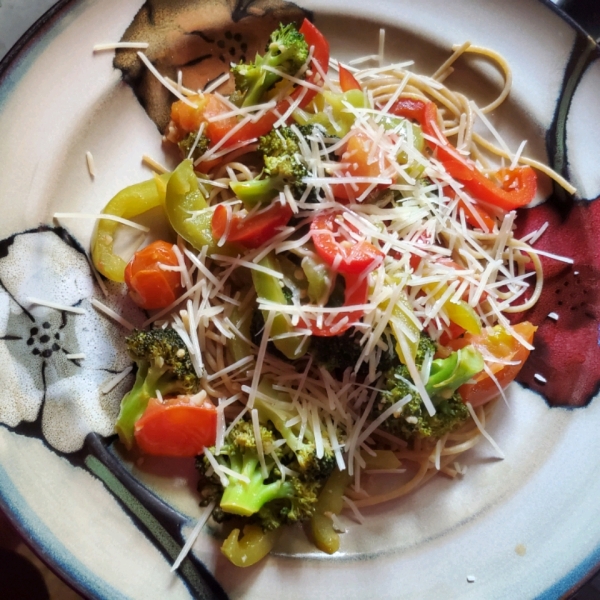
left=124, top=241, right=183, bottom=310
left=170, top=93, right=237, bottom=145
left=438, top=322, right=466, bottom=346
left=311, top=210, right=384, bottom=274
left=304, top=273, right=369, bottom=337
left=212, top=202, right=293, bottom=248
left=202, top=94, right=239, bottom=144
left=338, top=63, right=361, bottom=92
left=134, top=396, right=217, bottom=457
left=330, top=131, right=392, bottom=202
left=449, top=321, right=537, bottom=406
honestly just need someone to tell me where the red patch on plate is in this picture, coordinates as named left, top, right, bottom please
left=514, top=197, right=600, bottom=407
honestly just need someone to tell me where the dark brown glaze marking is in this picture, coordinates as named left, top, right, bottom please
left=515, top=197, right=600, bottom=407
left=113, top=0, right=310, bottom=132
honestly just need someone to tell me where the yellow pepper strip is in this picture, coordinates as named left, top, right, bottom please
left=310, top=468, right=353, bottom=554
left=444, top=298, right=481, bottom=335
left=388, top=292, right=421, bottom=365
left=91, top=173, right=170, bottom=282
left=423, top=282, right=481, bottom=335
left=221, top=524, right=282, bottom=567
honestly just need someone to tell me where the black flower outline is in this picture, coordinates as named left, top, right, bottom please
left=0, top=226, right=144, bottom=453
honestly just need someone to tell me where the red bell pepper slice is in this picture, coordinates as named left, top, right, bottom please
left=456, top=197, right=495, bottom=232
left=389, top=98, right=537, bottom=211
left=212, top=202, right=293, bottom=248
left=296, top=19, right=330, bottom=107
left=338, top=62, right=361, bottom=92
left=304, top=273, right=369, bottom=337
left=311, top=210, right=384, bottom=275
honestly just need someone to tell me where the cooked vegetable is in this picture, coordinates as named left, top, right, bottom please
left=91, top=174, right=169, bottom=282
left=231, top=22, right=309, bottom=107
left=124, top=240, right=183, bottom=310
left=115, top=328, right=200, bottom=449
left=164, top=159, right=217, bottom=253
left=302, top=272, right=369, bottom=337
left=253, top=378, right=337, bottom=483
left=220, top=525, right=282, bottom=567
left=338, top=63, right=361, bottom=92
left=230, top=125, right=311, bottom=207
left=212, top=201, right=293, bottom=248
left=390, top=97, right=537, bottom=210
left=311, top=210, right=384, bottom=275
left=196, top=420, right=321, bottom=524
left=373, top=334, right=484, bottom=441
left=330, top=130, right=392, bottom=202
left=169, top=92, right=237, bottom=146
left=250, top=253, right=309, bottom=359
left=450, top=321, right=537, bottom=406
left=177, top=131, right=210, bottom=162
left=309, top=467, right=352, bottom=554
left=134, top=396, right=217, bottom=457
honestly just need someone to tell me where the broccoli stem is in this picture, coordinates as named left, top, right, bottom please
left=220, top=454, right=291, bottom=516
left=114, top=363, right=168, bottom=449
left=242, top=68, right=281, bottom=108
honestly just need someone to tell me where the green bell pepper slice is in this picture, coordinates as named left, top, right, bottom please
left=425, top=345, right=484, bottom=400
left=294, top=89, right=366, bottom=137
left=164, top=159, right=216, bottom=253
left=91, top=173, right=170, bottom=282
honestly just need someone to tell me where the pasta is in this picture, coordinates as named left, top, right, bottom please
left=89, top=20, right=574, bottom=564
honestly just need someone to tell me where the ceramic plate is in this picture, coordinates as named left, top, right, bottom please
left=1, top=0, right=600, bottom=598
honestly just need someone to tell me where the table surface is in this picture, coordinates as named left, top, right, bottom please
left=0, top=1, right=599, bottom=599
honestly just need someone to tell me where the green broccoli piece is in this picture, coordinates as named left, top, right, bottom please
left=309, top=328, right=363, bottom=372
left=373, top=334, right=483, bottom=442
left=309, top=328, right=398, bottom=376
left=231, top=22, right=309, bottom=108
left=255, top=477, right=322, bottom=531
left=230, top=125, right=312, bottom=207
left=376, top=391, right=471, bottom=441
left=115, top=328, right=200, bottom=449
left=195, top=420, right=321, bottom=529
left=177, top=131, right=210, bottom=162
left=253, top=378, right=337, bottom=482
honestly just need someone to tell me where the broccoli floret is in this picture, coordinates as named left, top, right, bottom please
left=177, top=131, right=210, bottom=162
left=255, top=478, right=322, bottom=530
left=373, top=334, right=483, bottom=443
left=196, top=420, right=321, bottom=528
left=376, top=391, right=470, bottom=441
left=253, top=379, right=337, bottom=482
left=309, top=328, right=398, bottom=376
left=115, top=328, right=200, bottom=449
left=230, top=125, right=312, bottom=207
left=231, top=22, right=309, bottom=107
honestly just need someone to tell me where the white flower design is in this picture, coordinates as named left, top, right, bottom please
left=0, top=227, right=144, bottom=453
